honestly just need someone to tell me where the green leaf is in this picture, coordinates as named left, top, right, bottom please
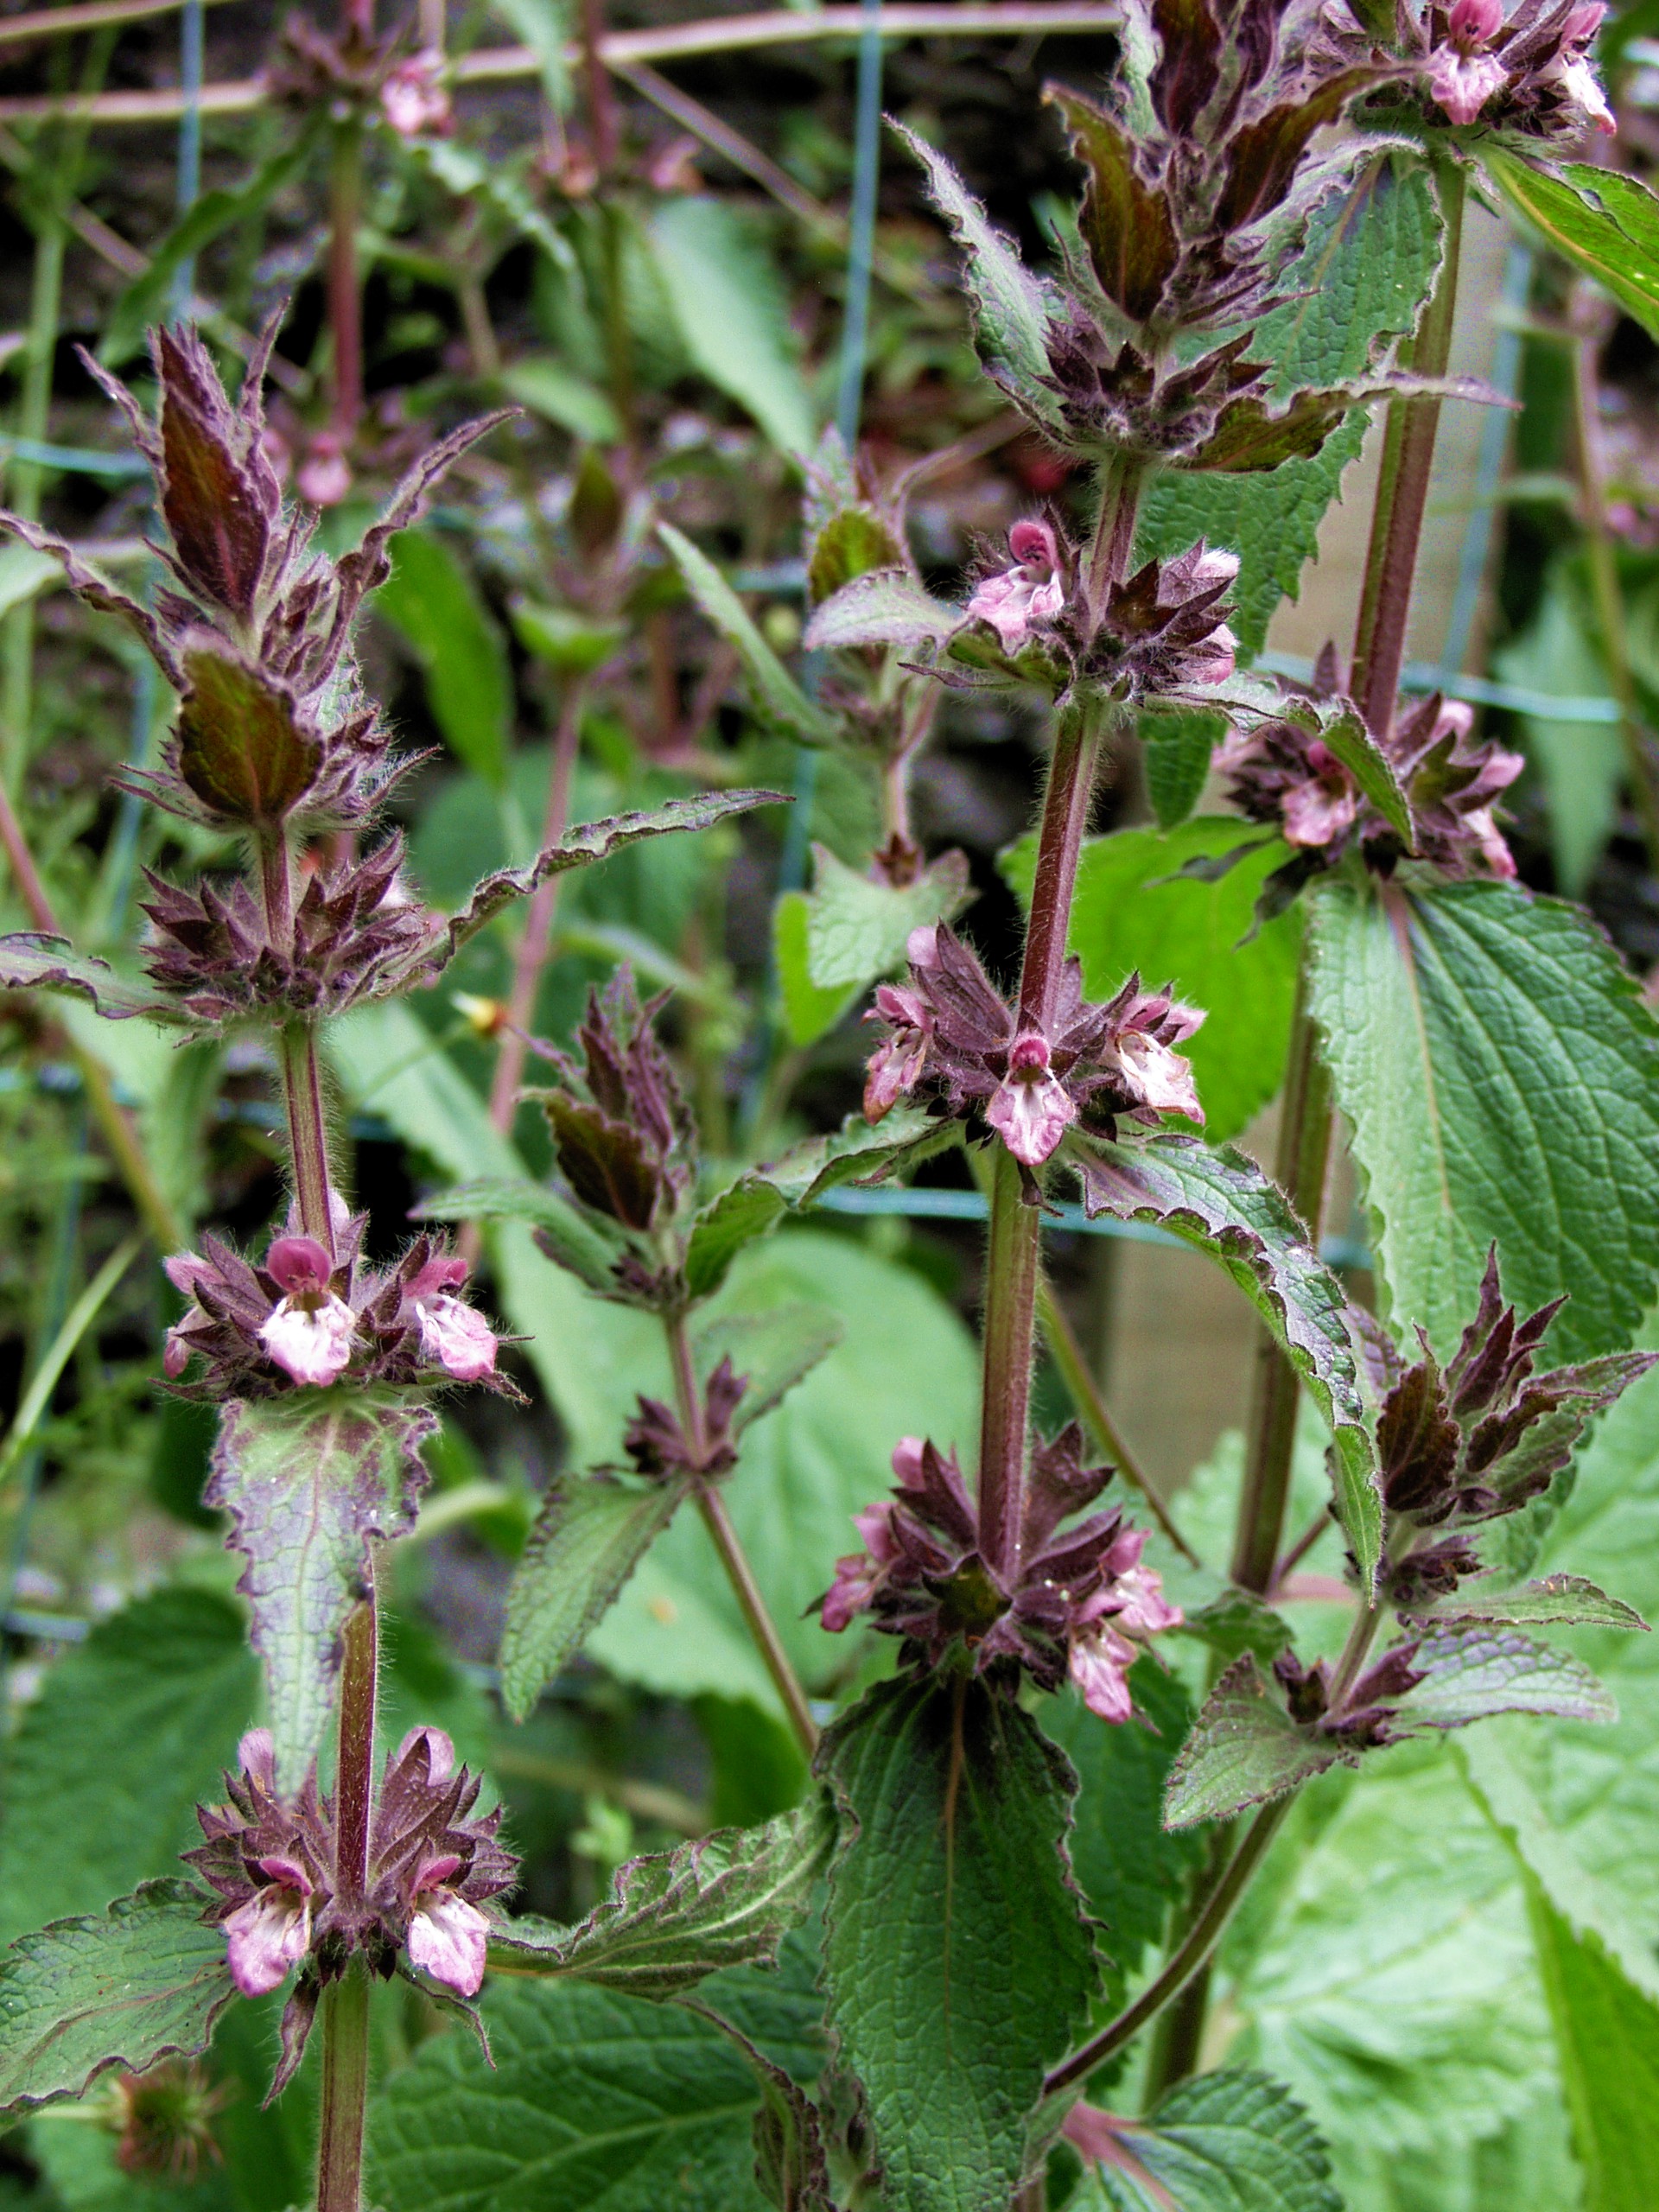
left=754, top=1105, right=955, bottom=1210
left=1175, top=1587, right=1300, bottom=1667
left=684, top=1179, right=789, bottom=1303
left=1164, top=1654, right=1343, bottom=1828
left=1404, top=1572, right=1648, bottom=1631
left=500, top=355, right=620, bottom=443
left=658, top=524, right=836, bottom=746
left=488, top=1802, right=831, bottom=1996
left=805, top=843, right=971, bottom=991
left=0, top=933, right=192, bottom=1026
left=206, top=1393, right=437, bottom=1790
left=1138, top=156, right=1443, bottom=657
left=1311, top=702, right=1414, bottom=847
left=365, top=1978, right=778, bottom=2211
left=801, top=569, right=958, bottom=652
left=820, top=1676, right=1098, bottom=2212
left=894, top=124, right=1063, bottom=424
left=748, top=2050, right=834, bottom=2212
left=0, top=543, right=63, bottom=620
left=0, top=1590, right=257, bottom=1949
left=773, top=889, right=859, bottom=1047
left=1073, top=1134, right=1380, bottom=1582
left=1485, top=153, right=1659, bottom=345
left=1076, top=2068, right=1344, bottom=2212
left=98, top=137, right=315, bottom=366
left=693, top=1305, right=845, bottom=1433
left=0, top=1880, right=232, bottom=2118
left=499, top=1472, right=685, bottom=1719
left=806, top=503, right=909, bottom=606
left=510, top=595, right=626, bottom=676
left=1001, top=817, right=1302, bottom=1141
left=1042, top=1667, right=1204, bottom=2006
left=1142, top=708, right=1224, bottom=830
left=1305, top=875, right=1659, bottom=1363
left=418, top=1173, right=625, bottom=1297
left=1392, top=1625, right=1616, bottom=1730
left=374, top=528, right=512, bottom=789
left=646, top=199, right=816, bottom=455
left=1525, top=1874, right=1659, bottom=2211
left=414, top=137, right=574, bottom=268
left=489, top=0, right=571, bottom=111
left=1493, top=572, right=1623, bottom=896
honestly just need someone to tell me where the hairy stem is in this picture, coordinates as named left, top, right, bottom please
left=315, top=1968, right=372, bottom=2212
left=976, top=1143, right=1045, bottom=1580
left=664, top=1312, right=819, bottom=1754
left=278, top=1023, right=336, bottom=1259
left=1571, top=326, right=1659, bottom=870
left=334, top=1591, right=378, bottom=1900
left=1044, top=1797, right=1293, bottom=2094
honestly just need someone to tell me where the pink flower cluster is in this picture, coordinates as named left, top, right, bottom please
left=964, top=518, right=1067, bottom=654
left=1426, top=0, right=1614, bottom=132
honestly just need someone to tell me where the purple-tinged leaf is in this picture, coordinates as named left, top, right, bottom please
left=486, top=1802, right=831, bottom=1997
left=1401, top=1571, right=1648, bottom=1631
left=0, top=1878, right=232, bottom=2118
left=0, top=933, right=194, bottom=1024
left=0, top=512, right=175, bottom=677
left=1181, top=373, right=1507, bottom=474
left=1163, top=1654, right=1345, bottom=1829
left=1391, top=1625, right=1617, bottom=1730
left=1073, top=1134, right=1381, bottom=1584
left=802, top=568, right=958, bottom=652
left=175, top=639, right=321, bottom=824
left=206, top=1393, right=436, bottom=1789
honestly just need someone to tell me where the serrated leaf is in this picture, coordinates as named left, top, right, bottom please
left=1076, top=2067, right=1344, bottom=2212
left=175, top=644, right=319, bottom=823
left=895, top=123, right=1063, bottom=423
left=1142, top=708, right=1224, bottom=830
left=365, top=1977, right=779, bottom=2211
left=1001, top=817, right=1301, bottom=1141
left=1164, top=1654, right=1344, bottom=1828
left=820, top=1676, right=1098, bottom=2212
left=1305, top=875, right=1659, bottom=1363
left=693, top=1305, right=844, bottom=1433
left=1073, top=1134, right=1380, bottom=1581
left=445, top=787, right=788, bottom=957
left=489, top=1802, right=831, bottom=1996
left=417, top=1173, right=626, bottom=1297
left=1176, top=1587, right=1300, bottom=1668
left=375, top=529, right=512, bottom=789
left=1393, top=1625, right=1616, bottom=1730
left=0, top=1880, right=232, bottom=2117
left=499, top=1473, right=686, bottom=1720
left=754, top=1106, right=956, bottom=1210
left=773, top=889, right=859, bottom=1047
left=801, top=568, right=957, bottom=652
left=805, top=843, right=971, bottom=991
left=684, top=1179, right=789, bottom=1303
left=658, top=523, right=836, bottom=746
left=205, top=1393, right=437, bottom=1789
left=806, top=505, right=909, bottom=606
left=1486, top=152, right=1659, bottom=345
left=1404, top=1572, right=1648, bottom=1631
left=647, top=197, right=817, bottom=455
left=0, top=1589, right=257, bottom=1949
left=1139, top=156, right=1443, bottom=657
left=748, top=2048, right=835, bottom=2211
left=1313, top=701, right=1414, bottom=846
left=0, top=932, right=193, bottom=1025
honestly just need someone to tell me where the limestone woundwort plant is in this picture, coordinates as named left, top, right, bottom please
left=3, top=1, right=1659, bottom=2206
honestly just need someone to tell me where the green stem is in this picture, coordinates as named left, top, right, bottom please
left=1044, top=1797, right=1293, bottom=2095
left=315, top=1968, right=372, bottom=2212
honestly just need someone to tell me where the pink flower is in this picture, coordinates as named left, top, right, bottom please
left=1114, top=1031, right=1204, bottom=1122
left=406, top=1854, right=491, bottom=1995
left=1428, top=44, right=1510, bottom=122
left=296, top=435, right=353, bottom=508
left=416, top=1295, right=498, bottom=1381
left=1450, top=0, right=1505, bottom=40
left=1545, top=48, right=1615, bottom=131
left=965, top=518, right=1066, bottom=653
left=381, top=49, right=452, bottom=138
left=1068, top=1622, right=1138, bottom=1721
left=224, top=1856, right=313, bottom=1997
left=257, top=1235, right=355, bottom=1387
left=986, top=1030, right=1078, bottom=1166
left=862, top=982, right=934, bottom=1122
left=1281, top=757, right=1361, bottom=848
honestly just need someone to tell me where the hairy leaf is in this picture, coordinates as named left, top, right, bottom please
left=206, top=1393, right=437, bottom=1789
left=0, top=932, right=192, bottom=1025
left=1139, top=156, right=1443, bottom=656
left=801, top=568, right=957, bottom=652
left=659, top=523, right=836, bottom=745
left=490, top=1802, right=831, bottom=1996
left=773, top=889, right=860, bottom=1047
left=366, top=1978, right=778, bottom=2211
left=0, top=1589, right=257, bottom=1948
left=806, top=504, right=909, bottom=606
left=1077, top=2067, right=1344, bottom=2212
left=175, top=644, right=319, bottom=823
left=748, top=2047, right=835, bottom=2212
left=1486, top=153, right=1659, bottom=345
left=418, top=1173, right=626, bottom=1297
left=647, top=198, right=817, bottom=455
left=896, top=124, right=1064, bottom=423
left=1306, top=875, right=1659, bottom=1362
left=754, top=1106, right=957, bottom=1209
left=445, top=787, right=787, bottom=955
left=684, top=1179, right=789, bottom=1302
left=1403, top=1572, right=1648, bottom=1631
left=1176, top=1587, right=1300, bottom=1668
left=1312, top=702, right=1414, bottom=846
left=1525, top=1872, right=1659, bottom=2210
left=820, top=1676, right=1098, bottom=2212
left=500, top=1474, right=685, bottom=1720
left=375, top=528, right=512, bottom=789
left=1164, top=1655, right=1343, bottom=1828
left=1001, top=817, right=1302, bottom=1141
left=1074, top=1134, right=1380, bottom=1580
left=693, top=1305, right=844, bottom=1433
left=1393, top=1625, right=1616, bottom=1731
left=1142, top=707, right=1224, bottom=830
left=0, top=1880, right=232, bottom=2117
left=806, top=842, right=971, bottom=991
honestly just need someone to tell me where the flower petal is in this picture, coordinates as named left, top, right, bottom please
left=408, top=1889, right=490, bottom=1996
